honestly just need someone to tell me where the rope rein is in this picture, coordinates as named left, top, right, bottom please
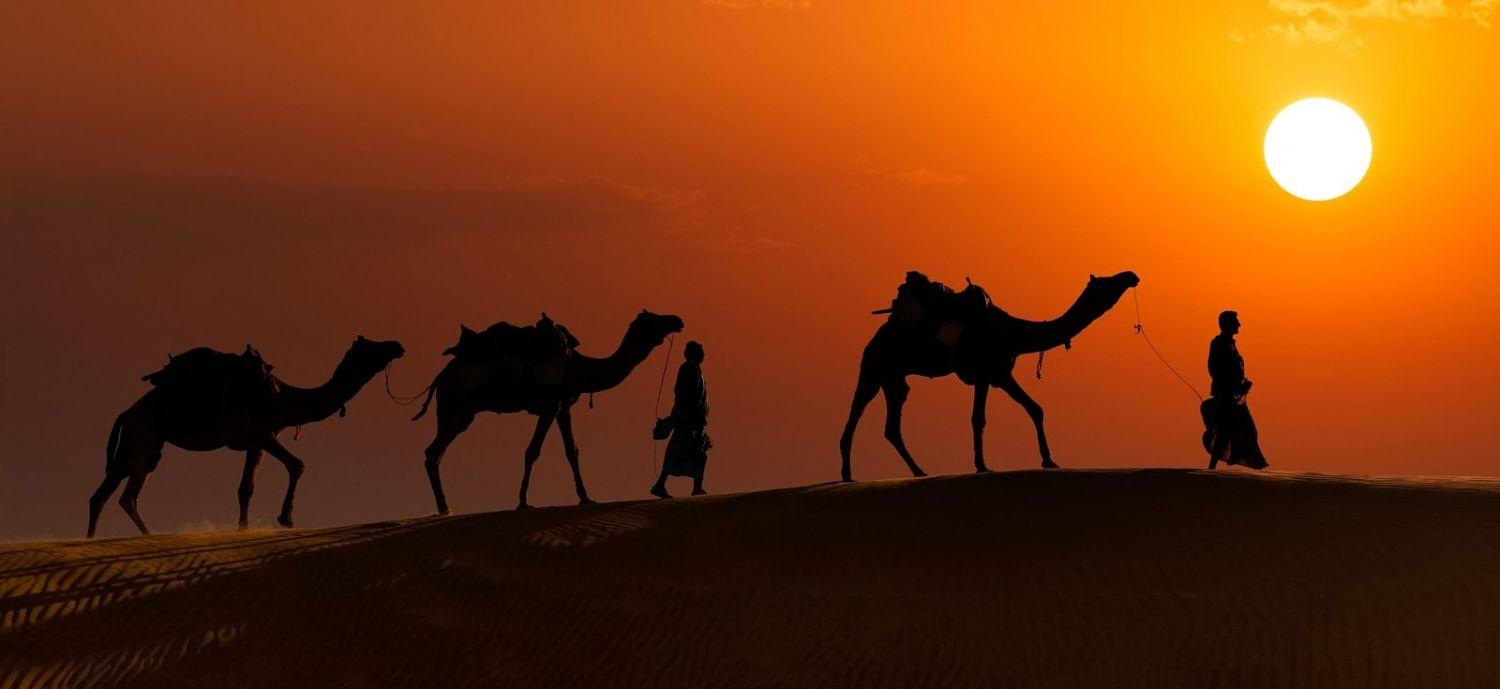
left=650, top=334, right=676, bottom=474
left=1131, top=288, right=1205, bottom=402
left=383, top=364, right=428, bottom=406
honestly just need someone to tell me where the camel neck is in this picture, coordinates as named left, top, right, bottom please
left=275, top=356, right=373, bottom=428
left=567, top=327, right=661, bottom=394
left=1011, top=284, right=1121, bottom=354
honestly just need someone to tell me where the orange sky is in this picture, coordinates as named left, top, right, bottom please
left=3, top=1, right=1499, bottom=539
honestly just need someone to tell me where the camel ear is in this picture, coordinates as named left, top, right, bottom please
left=357, top=335, right=367, bottom=342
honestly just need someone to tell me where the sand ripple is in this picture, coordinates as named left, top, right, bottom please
left=2, top=470, right=1499, bottom=688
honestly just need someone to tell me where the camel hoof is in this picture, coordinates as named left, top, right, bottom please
left=840, top=474, right=854, bottom=483
left=649, top=486, right=671, bottom=499
left=276, top=516, right=294, bottom=529
left=435, top=508, right=451, bottom=517
left=578, top=498, right=596, bottom=506
left=516, top=503, right=534, bottom=511
left=1041, top=460, right=1059, bottom=469
left=975, top=466, right=991, bottom=474
left=237, top=522, right=249, bottom=532
left=912, top=471, right=928, bottom=478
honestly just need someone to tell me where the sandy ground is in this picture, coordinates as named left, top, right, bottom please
left=3, top=469, right=1500, bottom=688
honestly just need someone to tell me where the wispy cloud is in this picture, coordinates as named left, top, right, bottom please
left=855, top=161, right=970, bottom=188
left=1263, top=0, right=1492, bottom=48
left=4, top=174, right=705, bottom=247
left=886, top=168, right=970, bottom=187
left=703, top=0, right=810, bottom=8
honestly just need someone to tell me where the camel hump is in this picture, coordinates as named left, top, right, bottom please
left=885, top=271, right=995, bottom=331
left=141, top=346, right=278, bottom=401
left=442, top=315, right=580, bottom=362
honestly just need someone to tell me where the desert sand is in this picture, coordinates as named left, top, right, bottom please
left=3, top=469, right=1500, bottom=688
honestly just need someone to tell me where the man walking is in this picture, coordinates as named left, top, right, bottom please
left=650, top=341, right=712, bottom=497
left=1206, top=311, right=1268, bottom=470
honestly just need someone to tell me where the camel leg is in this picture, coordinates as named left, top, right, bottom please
left=517, top=411, right=557, bottom=510
left=118, top=471, right=151, bottom=536
left=259, top=436, right=305, bottom=528
left=996, top=374, right=1057, bottom=469
left=972, top=383, right=990, bottom=473
left=882, top=378, right=926, bottom=478
left=237, top=448, right=263, bottom=530
left=424, top=412, right=473, bottom=517
left=87, top=473, right=126, bottom=538
left=92, top=411, right=155, bottom=538
left=556, top=407, right=592, bottom=505
left=839, top=374, right=882, bottom=482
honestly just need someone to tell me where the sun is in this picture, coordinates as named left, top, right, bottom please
left=1264, top=98, right=1372, bottom=201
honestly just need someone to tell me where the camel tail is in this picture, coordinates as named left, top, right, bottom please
left=410, top=379, right=439, bottom=421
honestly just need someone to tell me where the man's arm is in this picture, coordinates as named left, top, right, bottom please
left=1208, top=338, right=1230, bottom=381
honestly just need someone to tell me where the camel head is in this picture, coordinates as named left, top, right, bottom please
left=343, top=336, right=407, bottom=379
left=1083, top=271, right=1141, bottom=311
left=628, top=310, right=686, bottom=347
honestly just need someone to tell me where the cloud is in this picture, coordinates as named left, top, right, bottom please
left=884, top=168, right=970, bottom=187
left=702, top=0, right=810, bottom=8
left=3, top=174, right=706, bottom=250
left=1264, top=0, right=1493, bottom=48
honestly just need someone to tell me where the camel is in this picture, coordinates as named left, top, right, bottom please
left=413, top=310, right=684, bottom=513
left=87, top=336, right=406, bottom=538
left=838, top=271, right=1140, bottom=481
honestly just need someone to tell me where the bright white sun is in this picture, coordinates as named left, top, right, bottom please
left=1264, top=97, right=1372, bottom=201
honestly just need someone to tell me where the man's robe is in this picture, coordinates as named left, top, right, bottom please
left=661, top=361, right=711, bottom=478
left=1205, top=334, right=1268, bottom=469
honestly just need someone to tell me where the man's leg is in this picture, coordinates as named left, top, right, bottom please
left=1208, top=399, right=1234, bottom=469
left=650, top=465, right=671, bottom=498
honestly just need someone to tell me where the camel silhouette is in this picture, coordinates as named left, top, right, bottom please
left=839, top=271, right=1140, bottom=481
left=413, top=310, right=684, bottom=513
left=87, top=336, right=406, bottom=538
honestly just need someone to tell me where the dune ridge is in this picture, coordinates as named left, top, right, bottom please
left=3, top=469, right=1500, bottom=688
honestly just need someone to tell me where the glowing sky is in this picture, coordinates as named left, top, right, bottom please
left=3, top=1, right=1499, bottom=539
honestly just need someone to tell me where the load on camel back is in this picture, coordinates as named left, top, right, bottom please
left=440, top=313, right=580, bottom=390
left=141, top=345, right=280, bottom=416
left=872, top=271, right=1070, bottom=375
left=875, top=271, right=996, bottom=345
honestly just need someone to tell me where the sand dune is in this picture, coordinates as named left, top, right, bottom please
left=4, top=469, right=1500, bottom=688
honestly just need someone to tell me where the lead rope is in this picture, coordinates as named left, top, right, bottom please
left=650, top=334, right=676, bottom=474
left=1131, top=288, right=1205, bottom=402
left=384, top=364, right=428, bottom=406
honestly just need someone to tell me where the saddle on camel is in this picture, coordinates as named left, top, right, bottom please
left=874, top=271, right=999, bottom=347
left=141, top=346, right=280, bottom=413
left=440, top=313, right=580, bottom=388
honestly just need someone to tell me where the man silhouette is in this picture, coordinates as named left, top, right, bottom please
left=650, top=341, right=712, bottom=497
left=1206, top=311, right=1268, bottom=470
